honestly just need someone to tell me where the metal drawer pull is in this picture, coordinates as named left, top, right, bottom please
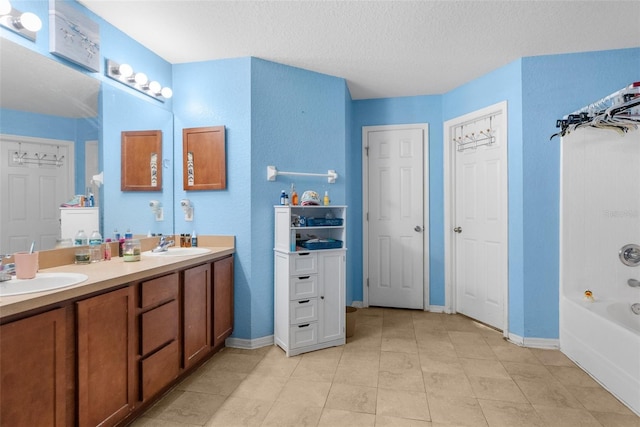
left=298, top=300, right=310, bottom=304
left=298, top=324, right=310, bottom=328
left=298, top=276, right=310, bottom=280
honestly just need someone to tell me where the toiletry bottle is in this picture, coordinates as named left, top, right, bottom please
left=104, top=238, right=112, bottom=260
left=191, top=231, right=198, bottom=247
left=113, top=229, right=120, bottom=241
left=118, top=238, right=125, bottom=257
left=89, top=193, right=95, bottom=207
left=125, top=229, right=133, bottom=240
left=323, top=191, right=330, bottom=206
left=74, top=229, right=87, bottom=246
left=285, top=194, right=289, bottom=205
left=291, top=184, right=298, bottom=206
left=280, top=190, right=286, bottom=205
left=89, top=230, right=103, bottom=263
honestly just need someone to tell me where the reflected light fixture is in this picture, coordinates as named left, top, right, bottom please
left=0, top=0, right=42, bottom=41
left=105, top=59, right=173, bottom=102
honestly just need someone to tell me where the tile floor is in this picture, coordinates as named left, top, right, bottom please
left=131, top=308, right=640, bottom=426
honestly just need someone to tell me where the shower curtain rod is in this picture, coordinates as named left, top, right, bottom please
left=550, top=82, right=640, bottom=140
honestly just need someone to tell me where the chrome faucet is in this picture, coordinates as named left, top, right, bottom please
left=152, top=236, right=174, bottom=253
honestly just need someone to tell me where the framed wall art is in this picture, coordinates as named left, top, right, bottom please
left=49, top=0, right=100, bottom=72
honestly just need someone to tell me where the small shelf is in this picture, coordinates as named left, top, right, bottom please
left=274, top=205, right=347, bottom=254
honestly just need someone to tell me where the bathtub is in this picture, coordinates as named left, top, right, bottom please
left=560, top=296, right=640, bottom=415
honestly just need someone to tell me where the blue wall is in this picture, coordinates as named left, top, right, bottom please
left=351, top=96, right=443, bottom=304
left=4, top=1, right=639, bottom=342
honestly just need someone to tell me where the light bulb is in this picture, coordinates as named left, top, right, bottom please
left=148, top=80, right=161, bottom=94
left=0, top=0, right=12, bottom=16
left=161, top=87, right=173, bottom=99
left=118, top=63, right=133, bottom=78
left=18, top=11, right=41, bottom=32
left=134, top=72, right=148, bottom=85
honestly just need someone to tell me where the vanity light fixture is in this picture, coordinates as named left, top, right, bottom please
left=105, top=59, right=173, bottom=102
left=0, top=0, right=42, bottom=41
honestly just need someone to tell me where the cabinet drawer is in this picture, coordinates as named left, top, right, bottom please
left=289, top=252, right=317, bottom=275
left=289, top=298, right=318, bottom=324
left=290, top=322, right=317, bottom=349
left=141, top=300, right=179, bottom=355
left=140, top=273, right=179, bottom=308
left=140, top=340, right=180, bottom=401
left=290, top=274, right=317, bottom=299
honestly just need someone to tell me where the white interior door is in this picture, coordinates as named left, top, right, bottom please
left=0, top=136, right=74, bottom=253
left=447, top=104, right=508, bottom=330
left=364, top=124, right=428, bottom=309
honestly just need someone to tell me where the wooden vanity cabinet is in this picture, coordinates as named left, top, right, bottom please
left=77, top=286, right=135, bottom=427
left=213, top=255, right=234, bottom=348
left=138, top=273, right=180, bottom=402
left=0, top=307, right=68, bottom=427
left=182, top=263, right=212, bottom=369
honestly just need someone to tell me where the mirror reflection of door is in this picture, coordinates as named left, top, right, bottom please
left=85, top=140, right=99, bottom=207
left=0, top=136, right=73, bottom=253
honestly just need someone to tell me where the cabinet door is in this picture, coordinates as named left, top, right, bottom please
left=0, top=308, right=67, bottom=426
left=213, top=256, right=234, bottom=348
left=318, top=251, right=346, bottom=343
left=183, top=263, right=211, bottom=368
left=77, top=287, right=135, bottom=427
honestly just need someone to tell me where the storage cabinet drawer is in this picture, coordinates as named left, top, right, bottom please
left=289, top=252, right=317, bottom=275
left=290, top=274, right=317, bottom=299
left=289, top=298, right=318, bottom=324
left=140, top=340, right=180, bottom=401
left=290, top=322, right=318, bottom=349
left=141, top=300, right=178, bottom=355
left=140, top=273, right=179, bottom=308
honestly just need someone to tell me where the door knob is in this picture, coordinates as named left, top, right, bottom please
left=453, top=226, right=462, bottom=233
left=414, top=225, right=423, bottom=232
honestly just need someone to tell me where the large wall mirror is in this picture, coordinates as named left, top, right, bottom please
left=0, top=38, right=174, bottom=253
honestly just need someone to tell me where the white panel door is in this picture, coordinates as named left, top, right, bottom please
left=454, top=111, right=507, bottom=330
left=0, top=137, right=73, bottom=253
left=367, top=126, right=425, bottom=309
left=318, top=250, right=345, bottom=343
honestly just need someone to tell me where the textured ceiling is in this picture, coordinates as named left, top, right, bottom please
left=79, top=0, right=640, bottom=100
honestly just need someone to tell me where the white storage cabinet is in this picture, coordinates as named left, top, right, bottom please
left=274, top=205, right=347, bottom=356
left=60, top=207, right=99, bottom=240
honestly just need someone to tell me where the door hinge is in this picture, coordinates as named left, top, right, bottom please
left=366, top=278, right=369, bottom=287
left=366, top=212, right=368, bottom=221
left=365, top=146, right=369, bottom=156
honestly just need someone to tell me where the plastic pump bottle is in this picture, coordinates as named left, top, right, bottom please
left=323, top=191, right=330, bottom=206
left=291, top=184, right=298, bottom=206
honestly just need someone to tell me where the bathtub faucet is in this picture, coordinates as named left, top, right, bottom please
left=628, top=278, right=640, bottom=288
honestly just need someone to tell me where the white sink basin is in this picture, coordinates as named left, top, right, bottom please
left=144, top=247, right=211, bottom=257
left=0, top=273, right=89, bottom=296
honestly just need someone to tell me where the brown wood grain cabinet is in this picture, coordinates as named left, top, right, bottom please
left=138, top=273, right=180, bottom=402
left=183, top=263, right=212, bottom=369
left=0, top=254, right=233, bottom=426
left=213, top=255, right=234, bottom=348
left=0, top=307, right=68, bottom=426
left=77, top=286, right=135, bottom=427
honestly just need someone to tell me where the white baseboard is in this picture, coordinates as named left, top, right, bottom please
left=428, top=305, right=449, bottom=313
left=225, top=335, right=274, bottom=350
left=350, top=301, right=364, bottom=308
left=508, top=333, right=559, bottom=349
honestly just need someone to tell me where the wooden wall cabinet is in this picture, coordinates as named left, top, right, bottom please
left=182, top=126, right=226, bottom=190
left=77, top=287, right=135, bottom=427
left=121, top=130, right=162, bottom=191
left=0, top=307, right=68, bottom=426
